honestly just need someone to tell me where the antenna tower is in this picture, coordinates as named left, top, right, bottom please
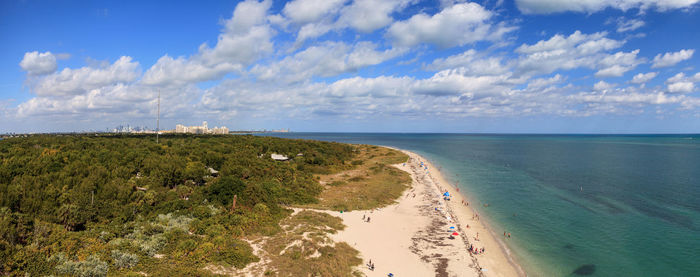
left=157, top=90, right=160, bottom=143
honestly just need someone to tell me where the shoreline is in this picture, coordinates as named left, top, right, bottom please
left=314, top=147, right=525, bottom=276
left=400, top=149, right=527, bottom=277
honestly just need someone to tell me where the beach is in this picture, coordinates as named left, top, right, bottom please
left=322, top=149, right=524, bottom=276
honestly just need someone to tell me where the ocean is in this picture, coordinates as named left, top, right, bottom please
left=259, top=133, right=700, bottom=276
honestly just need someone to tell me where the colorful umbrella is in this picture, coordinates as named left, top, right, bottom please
left=452, top=232, right=459, bottom=236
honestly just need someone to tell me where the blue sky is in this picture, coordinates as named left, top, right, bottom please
left=2, top=0, right=700, bottom=133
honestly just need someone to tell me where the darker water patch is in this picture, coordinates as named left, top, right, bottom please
left=563, top=243, right=575, bottom=250
left=572, top=264, right=596, bottom=275
left=588, top=195, right=626, bottom=214
left=557, top=194, right=598, bottom=214
left=631, top=202, right=696, bottom=230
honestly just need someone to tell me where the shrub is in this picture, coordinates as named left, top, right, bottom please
left=111, top=250, right=139, bottom=269
left=51, top=253, right=108, bottom=277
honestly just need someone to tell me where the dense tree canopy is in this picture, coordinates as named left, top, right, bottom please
left=0, top=134, right=355, bottom=276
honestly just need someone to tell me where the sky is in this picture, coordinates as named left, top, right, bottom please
left=1, top=0, right=700, bottom=133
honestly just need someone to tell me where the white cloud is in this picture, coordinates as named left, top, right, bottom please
left=651, top=49, right=695, bottom=68
left=631, top=72, right=658, bottom=84
left=143, top=0, right=273, bottom=86
left=20, top=51, right=57, bottom=75
left=337, top=0, right=411, bottom=33
left=283, top=0, right=347, bottom=24
left=595, top=49, right=643, bottom=77
left=17, top=83, right=198, bottom=120
left=251, top=41, right=405, bottom=83
left=515, top=31, right=623, bottom=76
left=527, top=74, right=564, bottom=89
left=413, top=68, right=513, bottom=97
left=141, top=55, right=242, bottom=87
left=515, top=0, right=700, bottom=14
left=666, top=72, right=699, bottom=93
left=386, top=2, right=513, bottom=48
left=616, top=18, right=645, bottom=32
left=668, top=82, right=695, bottom=93
left=328, top=75, right=413, bottom=98
left=284, top=0, right=412, bottom=49
left=293, top=22, right=334, bottom=47
left=32, top=56, right=141, bottom=97
left=593, top=80, right=615, bottom=91
left=426, top=49, right=508, bottom=75
left=667, top=72, right=687, bottom=83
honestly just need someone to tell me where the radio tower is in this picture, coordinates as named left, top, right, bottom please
left=156, top=90, right=160, bottom=144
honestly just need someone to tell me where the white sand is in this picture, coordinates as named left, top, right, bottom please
left=322, top=149, right=524, bottom=276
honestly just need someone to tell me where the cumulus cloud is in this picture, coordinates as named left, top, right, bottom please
left=651, top=49, right=695, bottom=68
left=413, top=68, right=514, bottom=97
left=252, top=41, right=405, bottom=83
left=20, top=51, right=57, bottom=75
left=386, top=2, right=514, bottom=48
left=32, top=56, right=141, bottom=97
left=283, top=0, right=347, bottom=24
left=284, top=0, right=412, bottom=48
left=425, top=49, right=509, bottom=75
left=631, top=72, right=658, bottom=84
left=593, top=80, right=615, bottom=91
left=515, top=31, right=623, bottom=76
left=142, top=0, right=273, bottom=86
left=595, top=49, right=643, bottom=77
left=17, top=83, right=198, bottom=120
left=668, top=82, right=695, bottom=93
left=527, top=74, right=564, bottom=89
left=337, top=0, right=411, bottom=33
left=666, top=72, right=699, bottom=93
left=515, top=0, right=700, bottom=14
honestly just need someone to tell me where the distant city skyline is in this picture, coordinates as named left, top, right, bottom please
left=2, top=0, right=700, bottom=133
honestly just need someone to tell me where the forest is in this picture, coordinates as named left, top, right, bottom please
left=0, top=134, right=359, bottom=276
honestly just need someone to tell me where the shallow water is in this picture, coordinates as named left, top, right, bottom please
left=260, top=133, right=700, bottom=276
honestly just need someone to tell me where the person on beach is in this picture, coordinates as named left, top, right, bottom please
left=367, top=217, right=371, bottom=223
left=363, top=214, right=366, bottom=220
left=508, top=232, right=511, bottom=238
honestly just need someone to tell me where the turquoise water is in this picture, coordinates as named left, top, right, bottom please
left=260, top=133, right=700, bottom=276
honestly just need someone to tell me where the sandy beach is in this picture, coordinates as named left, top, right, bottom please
left=323, top=149, right=525, bottom=276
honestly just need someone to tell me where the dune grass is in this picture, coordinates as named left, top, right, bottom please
left=254, top=210, right=362, bottom=276
left=302, top=145, right=411, bottom=211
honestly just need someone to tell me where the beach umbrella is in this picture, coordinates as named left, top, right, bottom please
left=452, top=232, right=459, bottom=236
left=443, top=192, right=450, bottom=197
left=449, top=226, right=455, bottom=230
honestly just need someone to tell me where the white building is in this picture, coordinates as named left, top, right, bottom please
left=174, top=121, right=228, bottom=135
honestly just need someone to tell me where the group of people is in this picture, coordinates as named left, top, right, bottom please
left=366, top=259, right=375, bottom=271
left=469, top=244, right=485, bottom=255
left=362, top=214, right=371, bottom=223
left=503, top=231, right=511, bottom=238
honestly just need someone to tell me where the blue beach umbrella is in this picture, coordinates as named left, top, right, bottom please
left=443, top=192, right=450, bottom=197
